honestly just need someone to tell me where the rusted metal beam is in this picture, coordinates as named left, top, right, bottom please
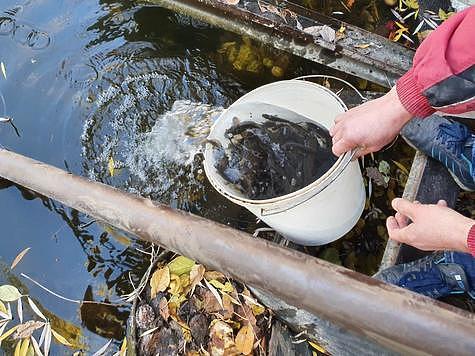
left=141, top=0, right=413, bottom=87
left=0, top=149, right=474, bottom=354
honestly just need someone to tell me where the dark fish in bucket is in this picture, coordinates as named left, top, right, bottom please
left=209, top=103, right=337, bottom=200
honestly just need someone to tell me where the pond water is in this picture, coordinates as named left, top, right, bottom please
left=0, top=0, right=411, bottom=353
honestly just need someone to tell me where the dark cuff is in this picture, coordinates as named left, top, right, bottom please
left=467, top=224, right=475, bottom=257
left=396, top=69, right=436, bottom=118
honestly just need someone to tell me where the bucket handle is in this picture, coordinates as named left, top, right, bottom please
left=293, top=75, right=367, bottom=103
left=260, top=148, right=359, bottom=216
left=260, top=75, right=365, bottom=216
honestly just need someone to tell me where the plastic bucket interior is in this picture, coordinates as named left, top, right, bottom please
left=203, top=79, right=365, bottom=245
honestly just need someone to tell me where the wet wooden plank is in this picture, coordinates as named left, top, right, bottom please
left=380, top=152, right=460, bottom=268
left=142, top=0, right=413, bottom=87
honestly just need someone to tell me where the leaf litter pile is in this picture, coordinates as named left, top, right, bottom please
left=134, top=255, right=274, bottom=356
left=211, top=115, right=337, bottom=200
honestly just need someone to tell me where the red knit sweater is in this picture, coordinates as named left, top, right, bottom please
left=396, top=6, right=475, bottom=256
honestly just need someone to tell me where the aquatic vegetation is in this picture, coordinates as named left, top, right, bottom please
left=218, top=36, right=289, bottom=78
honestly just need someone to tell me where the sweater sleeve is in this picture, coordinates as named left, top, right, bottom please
left=467, top=224, right=475, bottom=257
left=396, top=6, right=475, bottom=118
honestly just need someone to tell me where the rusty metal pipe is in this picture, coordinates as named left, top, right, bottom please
left=0, top=148, right=474, bottom=354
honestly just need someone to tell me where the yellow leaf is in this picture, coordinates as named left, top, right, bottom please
left=0, top=301, right=6, bottom=314
left=108, top=156, right=115, bottom=177
left=235, top=325, right=254, bottom=355
left=402, top=0, right=419, bottom=9
left=150, top=267, right=170, bottom=299
left=204, top=271, right=226, bottom=281
left=355, top=43, right=371, bottom=49
left=119, top=337, right=127, bottom=356
left=51, top=329, right=72, bottom=347
left=11, top=247, right=31, bottom=270
left=392, top=160, right=409, bottom=175
left=19, top=337, right=30, bottom=356
left=309, top=340, right=327, bottom=353
left=251, top=304, right=265, bottom=316
left=14, top=339, right=21, bottom=356
left=0, top=325, right=19, bottom=342
left=208, top=279, right=226, bottom=290
left=168, top=256, right=195, bottom=276
left=169, top=274, right=183, bottom=296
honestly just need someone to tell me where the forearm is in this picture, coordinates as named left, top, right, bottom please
left=396, top=6, right=475, bottom=117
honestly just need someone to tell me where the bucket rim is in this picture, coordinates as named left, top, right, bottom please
left=203, top=79, right=351, bottom=206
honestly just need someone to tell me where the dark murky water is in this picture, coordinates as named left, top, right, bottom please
left=0, top=0, right=411, bottom=353
left=212, top=115, right=336, bottom=200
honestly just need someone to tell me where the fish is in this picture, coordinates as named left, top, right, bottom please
left=211, top=113, right=337, bottom=200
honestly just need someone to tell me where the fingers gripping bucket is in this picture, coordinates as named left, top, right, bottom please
left=203, top=79, right=365, bottom=245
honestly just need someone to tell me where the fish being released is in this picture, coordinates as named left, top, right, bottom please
left=210, top=114, right=337, bottom=200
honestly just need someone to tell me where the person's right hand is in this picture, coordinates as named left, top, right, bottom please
left=386, top=198, right=474, bottom=253
left=329, top=87, right=413, bottom=158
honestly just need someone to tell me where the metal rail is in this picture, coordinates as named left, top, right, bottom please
left=142, top=0, right=414, bottom=87
left=1, top=148, right=474, bottom=354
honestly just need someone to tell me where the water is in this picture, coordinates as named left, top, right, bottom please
left=212, top=114, right=337, bottom=200
left=0, top=0, right=411, bottom=353
left=0, top=0, right=319, bottom=353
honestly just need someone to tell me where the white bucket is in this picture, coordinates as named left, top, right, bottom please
left=203, top=79, right=365, bottom=245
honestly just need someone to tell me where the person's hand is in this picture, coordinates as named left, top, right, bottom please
left=330, top=87, right=413, bottom=158
left=386, top=198, right=474, bottom=252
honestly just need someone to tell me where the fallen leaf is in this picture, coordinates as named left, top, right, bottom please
left=43, top=323, right=51, bottom=356
left=209, top=320, right=234, bottom=354
left=17, top=298, right=23, bottom=323
left=108, top=156, right=115, bottom=177
left=222, top=293, right=234, bottom=319
left=308, top=340, right=326, bottom=353
left=168, top=256, right=195, bottom=276
left=204, top=279, right=223, bottom=309
left=189, top=264, right=205, bottom=294
left=150, top=266, right=170, bottom=299
left=366, top=167, right=388, bottom=188
left=0, top=301, right=7, bottom=315
left=203, top=271, right=226, bottom=281
left=14, top=339, right=21, bottom=356
left=304, top=25, right=336, bottom=43
left=355, top=43, right=371, bottom=49
left=0, top=324, right=19, bottom=342
left=378, top=160, right=391, bottom=175
left=1, top=62, right=6, bottom=79
left=235, top=325, right=254, bottom=355
left=11, top=248, right=31, bottom=270
left=158, top=297, right=169, bottom=320
left=139, top=327, right=159, bottom=338
left=14, top=321, right=45, bottom=340
left=218, top=0, right=240, bottom=4
left=92, top=339, right=112, bottom=356
left=402, top=0, right=419, bottom=9
left=119, top=337, right=127, bottom=356
left=27, top=297, right=47, bottom=321
left=0, top=285, right=22, bottom=302
left=392, top=160, right=409, bottom=175
left=51, top=329, right=72, bottom=347
left=345, top=0, right=355, bottom=8
left=19, top=337, right=30, bottom=356
left=30, top=336, right=43, bottom=356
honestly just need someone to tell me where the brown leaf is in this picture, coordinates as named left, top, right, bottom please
left=235, top=325, right=254, bottom=355
left=365, top=167, right=388, bottom=188
left=222, top=294, right=234, bottom=320
left=11, top=248, right=30, bottom=270
left=209, top=320, right=234, bottom=355
left=159, top=297, right=169, bottom=320
left=12, top=321, right=43, bottom=340
left=189, top=264, right=205, bottom=294
left=150, top=266, right=170, bottom=299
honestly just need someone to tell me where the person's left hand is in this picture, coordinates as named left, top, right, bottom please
left=387, top=198, right=474, bottom=252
